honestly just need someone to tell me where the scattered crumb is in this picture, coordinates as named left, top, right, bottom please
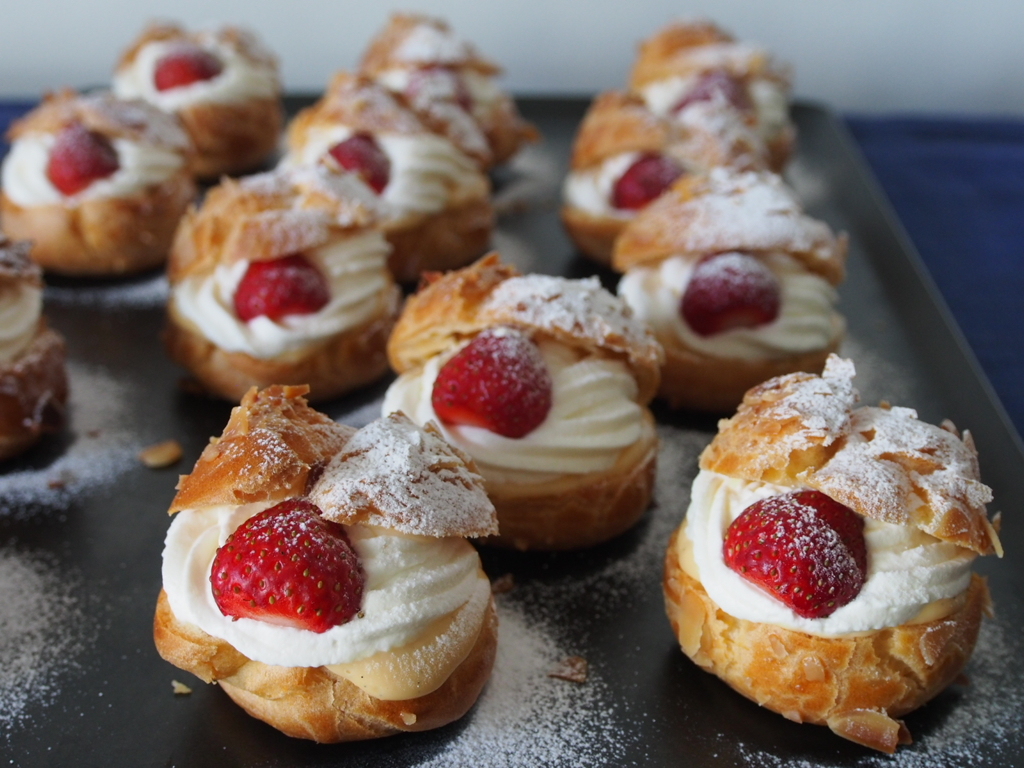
left=87, top=429, right=102, bottom=438
left=139, top=440, right=183, bottom=469
left=491, top=573, right=515, bottom=594
left=171, top=680, right=192, bottom=696
left=400, top=711, right=417, bottom=725
left=47, top=479, right=67, bottom=490
left=548, top=656, right=588, bottom=684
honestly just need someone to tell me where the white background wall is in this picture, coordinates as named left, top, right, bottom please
left=1, top=0, right=1023, bottom=115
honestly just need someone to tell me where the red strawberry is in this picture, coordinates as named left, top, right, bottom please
left=673, top=69, right=752, bottom=114
left=233, top=254, right=331, bottom=323
left=210, top=499, right=364, bottom=633
left=326, top=133, right=391, bottom=194
left=611, top=153, right=684, bottom=210
left=406, top=66, right=473, bottom=112
left=46, top=122, right=120, bottom=196
left=153, top=45, right=224, bottom=91
left=431, top=327, right=552, bottom=439
left=680, top=251, right=781, bottom=336
left=723, top=490, right=867, bottom=619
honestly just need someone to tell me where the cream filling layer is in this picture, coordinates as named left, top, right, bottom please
left=0, top=283, right=42, bottom=363
left=162, top=502, right=491, bottom=698
left=382, top=339, right=643, bottom=483
left=617, top=253, right=843, bottom=360
left=682, top=470, right=977, bottom=636
left=170, top=231, right=391, bottom=359
left=113, top=38, right=278, bottom=110
left=282, top=125, right=482, bottom=219
left=561, top=152, right=639, bottom=219
left=1, top=133, right=185, bottom=207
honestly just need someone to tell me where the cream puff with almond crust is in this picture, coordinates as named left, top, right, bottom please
left=665, top=356, right=1001, bottom=753
left=113, top=23, right=283, bottom=179
left=0, top=235, right=67, bottom=461
left=281, top=72, right=494, bottom=283
left=614, top=167, right=847, bottom=412
left=1, top=89, right=196, bottom=276
left=165, top=164, right=400, bottom=402
left=155, top=385, right=499, bottom=742
left=383, top=254, right=664, bottom=551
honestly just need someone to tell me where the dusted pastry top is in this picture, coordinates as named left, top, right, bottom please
left=113, top=23, right=279, bottom=110
left=618, top=252, right=843, bottom=360
left=1, top=90, right=191, bottom=207
left=682, top=470, right=977, bottom=636
left=0, top=237, right=42, bottom=363
left=383, top=336, right=645, bottom=482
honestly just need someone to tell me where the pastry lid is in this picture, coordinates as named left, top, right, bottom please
left=308, top=412, right=499, bottom=538
left=629, top=19, right=791, bottom=92
left=359, top=13, right=500, bottom=77
left=699, top=355, right=1002, bottom=555
left=5, top=88, right=191, bottom=151
left=169, top=385, right=355, bottom=513
left=569, top=91, right=675, bottom=170
left=611, top=167, right=847, bottom=284
left=115, top=22, right=279, bottom=72
left=167, top=164, right=382, bottom=282
left=386, top=253, right=665, bottom=405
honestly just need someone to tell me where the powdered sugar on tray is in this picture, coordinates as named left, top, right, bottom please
left=0, top=361, right=138, bottom=519
left=44, top=273, right=169, bottom=309
left=0, top=546, right=89, bottom=730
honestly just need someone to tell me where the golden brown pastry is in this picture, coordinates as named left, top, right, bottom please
left=665, top=356, right=1001, bottom=753
left=359, top=13, right=538, bottom=170
left=281, top=72, right=494, bottom=283
left=0, top=89, right=196, bottom=276
left=613, top=167, right=847, bottom=412
left=0, top=236, right=67, bottom=461
left=561, top=89, right=764, bottom=265
left=629, top=20, right=795, bottom=171
left=383, top=253, right=664, bottom=550
left=156, top=385, right=499, bottom=742
left=165, top=164, right=401, bottom=402
left=113, top=23, right=283, bottom=178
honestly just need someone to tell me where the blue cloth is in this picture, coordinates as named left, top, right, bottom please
left=846, top=116, right=1024, bottom=439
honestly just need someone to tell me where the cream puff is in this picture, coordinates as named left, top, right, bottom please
left=281, top=72, right=494, bottom=283
left=0, top=235, right=67, bottom=461
left=359, top=13, right=538, bottom=170
left=629, top=20, right=795, bottom=171
left=0, top=89, right=196, bottom=276
left=561, top=89, right=763, bottom=265
left=613, top=167, right=847, bottom=412
left=383, top=253, right=664, bottom=551
left=165, top=163, right=401, bottom=402
left=113, top=23, right=283, bottom=178
left=155, top=384, right=499, bottom=742
left=664, top=355, right=1001, bottom=753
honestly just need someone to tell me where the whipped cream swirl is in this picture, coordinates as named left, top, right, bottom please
left=562, top=152, right=641, bottom=219
left=684, top=470, right=977, bottom=636
left=171, top=231, right=392, bottom=359
left=113, top=38, right=278, bottom=110
left=162, top=502, right=490, bottom=668
left=383, top=337, right=644, bottom=482
left=618, top=252, right=842, bottom=360
left=1, top=133, right=185, bottom=207
left=0, top=281, right=42, bottom=363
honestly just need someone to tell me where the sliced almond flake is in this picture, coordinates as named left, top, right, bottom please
left=309, top=413, right=498, bottom=538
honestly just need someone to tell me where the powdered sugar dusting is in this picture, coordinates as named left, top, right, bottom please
left=0, top=546, right=90, bottom=730
left=396, top=22, right=474, bottom=66
left=0, top=361, right=138, bottom=519
left=309, top=413, right=498, bottom=538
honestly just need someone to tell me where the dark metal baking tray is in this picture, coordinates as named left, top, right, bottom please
left=2, top=98, right=1022, bottom=767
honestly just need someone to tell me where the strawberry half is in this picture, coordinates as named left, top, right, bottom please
left=611, top=153, right=684, bottom=210
left=154, top=45, right=224, bottom=91
left=326, top=133, right=391, bottom=194
left=723, top=490, right=868, bottom=619
left=210, top=499, right=364, bottom=633
left=431, top=327, right=553, bottom=439
left=233, top=254, right=331, bottom=323
left=680, top=251, right=781, bottom=336
left=46, top=122, right=120, bottom=196
left=673, top=69, right=752, bottom=114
